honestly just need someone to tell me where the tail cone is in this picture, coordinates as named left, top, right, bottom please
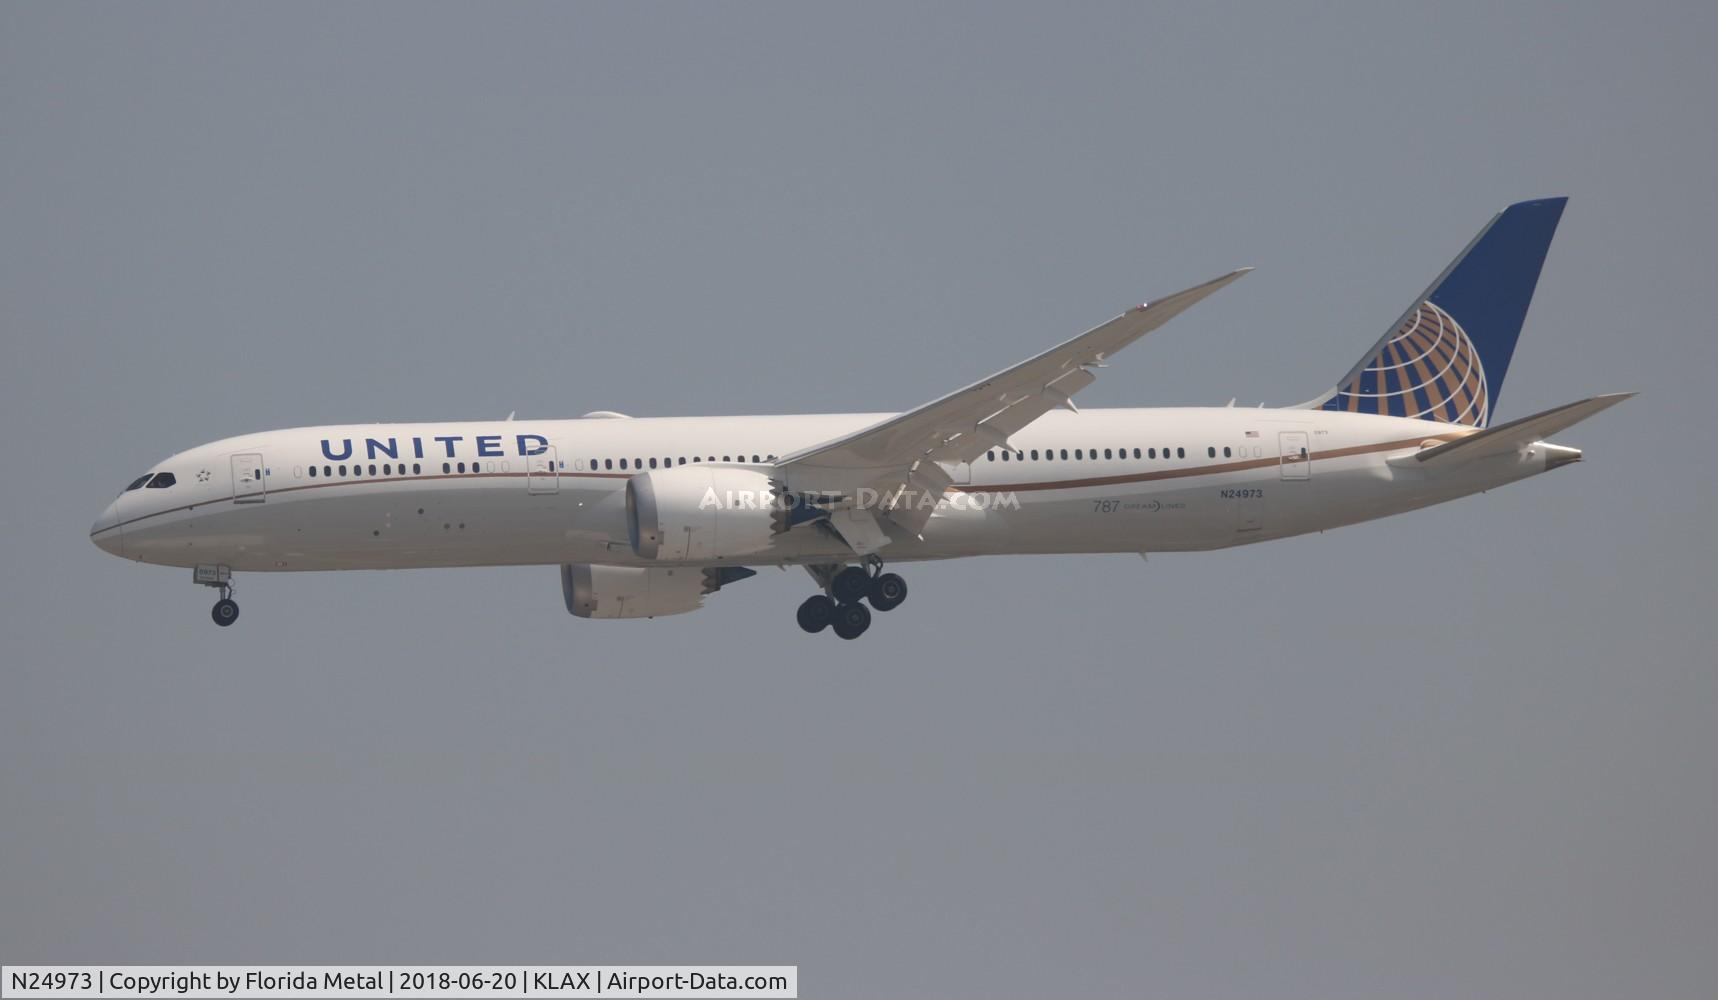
left=1542, top=444, right=1583, bottom=470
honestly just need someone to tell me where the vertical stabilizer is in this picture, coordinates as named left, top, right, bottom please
left=1308, top=197, right=1567, bottom=427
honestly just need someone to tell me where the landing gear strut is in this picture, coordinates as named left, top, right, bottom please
left=800, top=560, right=907, bottom=639
left=195, top=565, right=240, bottom=627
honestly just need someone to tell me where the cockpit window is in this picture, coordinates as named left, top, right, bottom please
left=124, top=474, right=154, bottom=492
left=145, top=472, right=177, bottom=489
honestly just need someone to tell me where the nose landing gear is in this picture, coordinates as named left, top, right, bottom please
left=211, top=593, right=240, bottom=627
left=800, top=559, right=907, bottom=639
left=194, top=565, right=240, bottom=627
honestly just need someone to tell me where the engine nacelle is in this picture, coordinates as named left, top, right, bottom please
left=626, top=465, right=779, bottom=561
left=561, top=563, right=706, bottom=619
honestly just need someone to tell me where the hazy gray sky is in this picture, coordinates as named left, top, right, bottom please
left=3, top=3, right=1714, bottom=997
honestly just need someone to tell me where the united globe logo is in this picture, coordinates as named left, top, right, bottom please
left=1331, top=301, right=1489, bottom=426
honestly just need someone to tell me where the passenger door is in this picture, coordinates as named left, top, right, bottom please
left=231, top=453, right=266, bottom=503
left=527, top=446, right=559, bottom=495
left=1278, top=431, right=1311, bottom=480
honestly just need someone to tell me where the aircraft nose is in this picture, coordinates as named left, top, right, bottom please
left=91, top=501, right=124, bottom=557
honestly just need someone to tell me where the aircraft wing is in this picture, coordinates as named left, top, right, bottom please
left=773, top=268, right=1250, bottom=547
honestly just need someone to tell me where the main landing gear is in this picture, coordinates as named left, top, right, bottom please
left=195, top=564, right=240, bottom=627
left=797, top=559, right=909, bottom=640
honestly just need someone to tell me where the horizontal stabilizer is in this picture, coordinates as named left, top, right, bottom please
left=1413, top=392, right=1634, bottom=466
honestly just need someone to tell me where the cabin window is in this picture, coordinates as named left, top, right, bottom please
left=1148, top=448, right=1156, bottom=459
left=1208, top=447, right=1216, bottom=458
left=1224, top=446, right=1232, bottom=458
left=308, top=466, right=318, bottom=478
left=368, top=464, right=377, bottom=475
left=619, top=459, right=628, bottom=470
left=1059, top=449, right=1068, bottom=460
left=987, top=451, right=995, bottom=461
left=1104, top=449, right=1112, bottom=460
left=649, top=458, right=658, bottom=469
left=1177, top=447, right=1185, bottom=458
left=1001, top=450, right=1010, bottom=461
left=752, top=454, right=761, bottom=463
left=1133, top=448, right=1141, bottom=459
left=442, top=462, right=451, bottom=474
left=1074, top=449, right=1083, bottom=460
left=339, top=465, right=348, bottom=476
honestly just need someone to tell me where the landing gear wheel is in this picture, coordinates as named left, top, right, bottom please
left=211, top=598, right=240, bottom=627
left=831, top=565, right=872, bottom=605
left=797, top=594, right=836, bottom=634
left=831, top=602, right=872, bottom=640
left=868, top=572, right=907, bottom=611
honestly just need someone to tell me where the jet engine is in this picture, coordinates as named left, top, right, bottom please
left=560, top=563, right=757, bottom=619
left=625, top=465, right=781, bottom=562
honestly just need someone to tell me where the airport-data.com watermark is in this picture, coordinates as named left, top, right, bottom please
left=698, top=486, right=1018, bottom=512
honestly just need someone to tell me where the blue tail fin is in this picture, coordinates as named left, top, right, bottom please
left=1313, top=197, right=1567, bottom=427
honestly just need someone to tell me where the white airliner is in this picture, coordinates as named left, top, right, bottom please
left=93, top=198, right=1629, bottom=638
